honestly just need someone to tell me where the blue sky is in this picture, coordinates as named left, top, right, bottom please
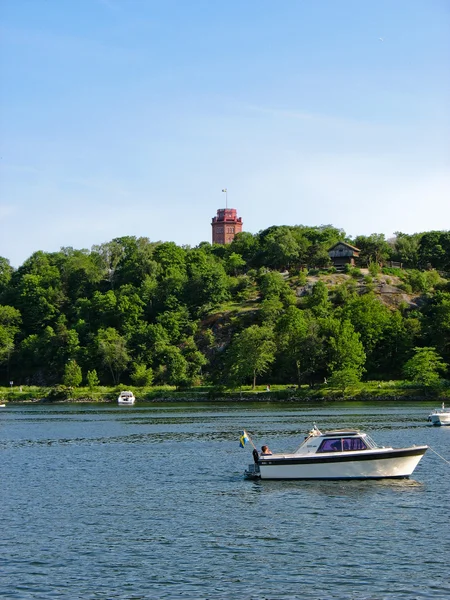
left=1, top=0, right=449, bottom=268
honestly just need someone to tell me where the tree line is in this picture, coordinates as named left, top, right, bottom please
left=0, top=225, right=449, bottom=390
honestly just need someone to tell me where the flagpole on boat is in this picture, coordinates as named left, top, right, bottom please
left=241, top=430, right=258, bottom=451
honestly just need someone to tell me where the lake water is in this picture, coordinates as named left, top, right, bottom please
left=1, top=400, right=449, bottom=599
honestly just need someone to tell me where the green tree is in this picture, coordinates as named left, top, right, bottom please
left=420, top=292, right=450, bottom=365
left=258, top=271, right=290, bottom=300
left=63, top=360, right=82, bottom=388
left=185, top=248, right=230, bottom=313
left=130, top=363, right=154, bottom=387
left=0, top=305, right=21, bottom=365
left=86, top=369, right=100, bottom=389
left=307, top=281, right=330, bottom=316
left=181, top=337, right=208, bottom=384
left=261, top=227, right=301, bottom=270
left=0, top=257, right=14, bottom=294
left=260, top=297, right=284, bottom=325
left=403, top=347, right=447, bottom=386
left=323, top=318, right=366, bottom=380
left=341, top=292, right=391, bottom=374
left=328, top=366, right=362, bottom=395
left=417, top=231, right=450, bottom=271
left=275, top=306, right=310, bottom=384
left=353, top=233, right=391, bottom=266
left=163, top=345, right=189, bottom=388
left=225, top=252, right=246, bottom=276
left=97, top=327, right=130, bottom=385
left=392, top=232, right=420, bottom=268
left=228, top=231, right=260, bottom=264
left=226, top=325, right=276, bottom=388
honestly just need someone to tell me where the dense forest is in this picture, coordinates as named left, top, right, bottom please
left=1, top=225, right=450, bottom=392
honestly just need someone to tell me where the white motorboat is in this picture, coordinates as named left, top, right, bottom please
left=428, top=403, right=450, bottom=426
left=244, top=425, right=427, bottom=480
left=118, top=391, right=136, bottom=406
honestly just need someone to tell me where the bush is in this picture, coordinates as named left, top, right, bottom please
left=86, top=369, right=100, bottom=389
left=368, top=261, right=380, bottom=276
left=349, top=267, right=362, bottom=279
left=63, top=360, right=82, bottom=388
left=131, top=364, right=154, bottom=387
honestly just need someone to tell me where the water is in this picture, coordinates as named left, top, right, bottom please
left=1, top=401, right=449, bottom=599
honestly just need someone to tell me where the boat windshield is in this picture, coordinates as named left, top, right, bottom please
left=364, top=435, right=378, bottom=449
left=317, top=437, right=369, bottom=453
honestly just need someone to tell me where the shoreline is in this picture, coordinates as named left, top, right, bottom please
left=2, top=391, right=447, bottom=405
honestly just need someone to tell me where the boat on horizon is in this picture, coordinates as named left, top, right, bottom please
left=118, top=391, right=136, bottom=406
left=244, top=425, right=427, bottom=480
left=428, top=403, right=450, bottom=426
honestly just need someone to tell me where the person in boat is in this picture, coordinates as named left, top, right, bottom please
left=260, top=445, right=272, bottom=456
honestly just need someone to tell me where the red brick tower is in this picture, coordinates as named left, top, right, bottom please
left=211, top=208, right=243, bottom=244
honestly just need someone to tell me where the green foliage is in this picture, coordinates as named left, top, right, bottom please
left=368, top=261, right=380, bottom=277
left=86, top=369, right=100, bottom=389
left=391, top=232, right=420, bottom=268
left=328, top=366, right=362, bottom=394
left=130, top=363, right=154, bottom=387
left=225, top=252, right=246, bottom=276
left=324, top=318, right=366, bottom=378
left=0, top=229, right=449, bottom=389
left=0, top=257, right=14, bottom=292
left=0, top=305, right=21, bottom=364
left=162, top=346, right=190, bottom=388
left=226, top=325, right=276, bottom=388
left=347, top=266, right=362, bottom=279
left=297, top=269, right=308, bottom=286
left=402, top=347, right=447, bottom=386
left=353, top=233, right=391, bottom=267
left=97, top=327, right=130, bottom=385
left=307, top=281, right=330, bottom=316
left=381, top=267, right=404, bottom=277
left=63, top=360, right=82, bottom=388
left=260, top=297, right=284, bottom=324
left=417, top=231, right=450, bottom=271
left=405, top=269, right=441, bottom=293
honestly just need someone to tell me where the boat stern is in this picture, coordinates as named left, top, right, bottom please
left=244, top=462, right=261, bottom=479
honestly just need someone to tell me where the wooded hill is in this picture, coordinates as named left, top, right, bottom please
left=0, top=226, right=449, bottom=391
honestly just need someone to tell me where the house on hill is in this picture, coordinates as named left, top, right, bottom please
left=328, top=242, right=360, bottom=271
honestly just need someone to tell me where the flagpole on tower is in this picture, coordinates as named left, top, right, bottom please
left=222, top=188, right=228, bottom=209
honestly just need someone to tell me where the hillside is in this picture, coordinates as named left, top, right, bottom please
left=0, top=229, right=449, bottom=389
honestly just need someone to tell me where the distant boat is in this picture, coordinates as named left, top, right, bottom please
left=118, top=391, right=136, bottom=406
left=428, top=403, right=450, bottom=426
left=0, top=403, right=5, bottom=408
left=244, top=425, right=427, bottom=480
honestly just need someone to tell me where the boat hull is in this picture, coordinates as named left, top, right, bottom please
left=256, top=447, right=427, bottom=480
left=429, top=413, right=450, bottom=426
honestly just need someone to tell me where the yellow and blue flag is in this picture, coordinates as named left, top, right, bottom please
left=239, top=430, right=249, bottom=448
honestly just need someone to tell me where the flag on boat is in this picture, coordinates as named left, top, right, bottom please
left=239, top=430, right=249, bottom=448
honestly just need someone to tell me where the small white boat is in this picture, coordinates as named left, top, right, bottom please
left=0, top=403, right=5, bottom=408
left=244, top=425, right=427, bottom=480
left=428, top=403, right=450, bottom=426
left=118, top=391, right=136, bottom=406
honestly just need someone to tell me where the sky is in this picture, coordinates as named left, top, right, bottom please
left=1, top=0, right=449, bottom=268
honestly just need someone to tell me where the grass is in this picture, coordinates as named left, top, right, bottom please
left=1, top=380, right=449, bottom=403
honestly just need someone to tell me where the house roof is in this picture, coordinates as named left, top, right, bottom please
left=328, top=241, right=360, bottom=252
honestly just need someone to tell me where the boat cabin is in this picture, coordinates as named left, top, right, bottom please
left=294, top=430, right=379, bottom=454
